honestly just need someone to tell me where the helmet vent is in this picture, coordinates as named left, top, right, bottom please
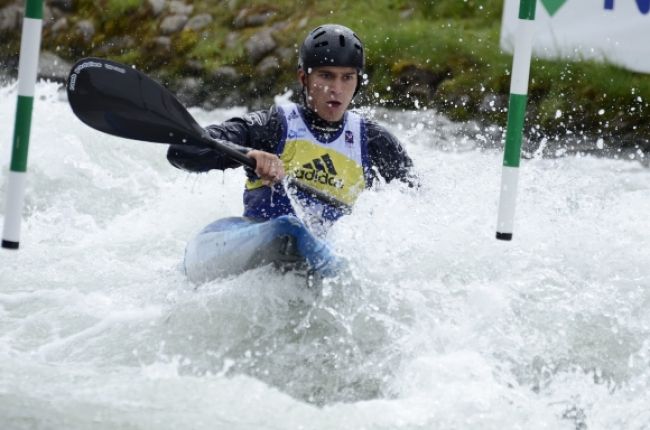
left=339, top=35, right=346, bottom=47
left=314, top=41, right=328, bottom=48
left=313, top=30, right=326, bottom=39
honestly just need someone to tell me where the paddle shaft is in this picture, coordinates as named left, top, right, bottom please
left=200, top=133, right=255, bottom=169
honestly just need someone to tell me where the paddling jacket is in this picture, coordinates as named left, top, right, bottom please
left=167, top=103, right=416, bottom=222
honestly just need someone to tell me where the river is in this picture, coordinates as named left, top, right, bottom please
left=1, top=81, right=649, bottom=429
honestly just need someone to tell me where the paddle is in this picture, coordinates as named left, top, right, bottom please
left=66, top=57, right=351, bottom=211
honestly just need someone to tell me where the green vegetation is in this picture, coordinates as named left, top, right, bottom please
left=104, top=0, right=144, bottom=19
left=1, top=0, right=649, bottom=143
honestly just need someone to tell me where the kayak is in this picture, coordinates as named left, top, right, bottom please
left=183, top=215, right=342, bottom=283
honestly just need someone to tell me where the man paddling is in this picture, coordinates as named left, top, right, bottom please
left=168, top=23, right=416, bottom=221
left=167, top=24, right=417, bottom=281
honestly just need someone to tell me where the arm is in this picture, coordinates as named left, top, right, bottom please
left=166, top=107, right=284, bottom=173
left=365, top=121, right=419, bottom=187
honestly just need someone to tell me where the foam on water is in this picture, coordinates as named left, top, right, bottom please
left=1, top=82, right=649, bottom=429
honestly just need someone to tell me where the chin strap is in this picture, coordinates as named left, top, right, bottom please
left=300, top=71, right=310, bottom=107
left=301, top=85, right=309, bottom=107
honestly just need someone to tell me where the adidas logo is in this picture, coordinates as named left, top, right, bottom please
left=295, top=153, right=344, bottom=189
left=304, top=153, right=337, bottom=175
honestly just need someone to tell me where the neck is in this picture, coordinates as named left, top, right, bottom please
left=299, top=104, right=344, bottom=135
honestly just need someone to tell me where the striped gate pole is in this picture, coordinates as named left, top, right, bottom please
left=2, top=0, right=43, bottom=249
left=496, top=0, right=536, bottom=241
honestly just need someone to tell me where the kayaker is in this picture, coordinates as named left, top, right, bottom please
left=168, top=23, right=416, bottom=224
left=167, top=24, right=417, bottom=282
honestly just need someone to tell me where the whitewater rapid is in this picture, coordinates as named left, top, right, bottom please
left=1, top=81, right=649, bottom=429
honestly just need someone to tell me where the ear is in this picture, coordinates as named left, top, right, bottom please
left=297, top=69, right=307, bottom=87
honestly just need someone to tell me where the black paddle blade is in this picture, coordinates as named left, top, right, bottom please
left=66, top=57, right=206, bottom=145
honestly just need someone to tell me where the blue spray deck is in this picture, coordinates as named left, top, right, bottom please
left=183, top=215, right=342, bottom=283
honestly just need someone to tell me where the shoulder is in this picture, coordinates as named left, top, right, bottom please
left=205, top=105, right=284, bottom=151
left=215, top=105, right=284, bottom=136
left=348, top=110, right=393, bottom=137
left=348, top=111, right=417, bottom=186
left=357, top=115, right=401, bottom=148
left=235, top=105, right=282, bottom=127
left=358, top=114, right=412, bottom=165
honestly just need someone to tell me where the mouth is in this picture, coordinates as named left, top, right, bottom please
left=326, top=101, right=342, bottom=108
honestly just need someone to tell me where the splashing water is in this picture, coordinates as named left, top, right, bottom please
left=1, top=82, right=649, bottom=429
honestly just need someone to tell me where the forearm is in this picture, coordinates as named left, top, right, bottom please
left=166, top=108, right=281, bottom=173
left=378, top=156, right=418, bottom=187
left=166, top=123, right=253, bottom=172
left=167, top=144, right=242, bottom=172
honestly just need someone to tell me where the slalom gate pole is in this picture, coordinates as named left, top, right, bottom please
left=496, top=0, right=536, bottom=241
left=2, top=0, right=43, bottom=250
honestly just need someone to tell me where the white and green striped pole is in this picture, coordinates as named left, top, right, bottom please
left=2, top=0, right=43, bottom=249
left=496, top=0, right=536, bottom=241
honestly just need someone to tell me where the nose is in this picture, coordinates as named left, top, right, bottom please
left=329, top=78, right=343, bottom=95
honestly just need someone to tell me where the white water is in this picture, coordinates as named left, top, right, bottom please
left=1, top=81, right=649, bottom=429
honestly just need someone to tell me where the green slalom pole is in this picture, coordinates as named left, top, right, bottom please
left=496, top=0, right=536, bottom=241
left=2, top=0, right=43, bottom=249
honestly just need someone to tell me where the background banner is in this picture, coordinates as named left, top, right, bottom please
left=501, top=0, right=650, bottom=73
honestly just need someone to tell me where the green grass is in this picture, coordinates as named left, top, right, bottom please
left=3, top=0, right=649, bottom=141
left=105, top=0, right=144, bottom=18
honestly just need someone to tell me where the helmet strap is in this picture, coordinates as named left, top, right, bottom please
left=300, top=69, right=311, bottom=107
left=301, top=85, right=309, bottom=107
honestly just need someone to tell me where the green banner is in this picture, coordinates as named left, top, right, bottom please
left=540, top=0, right=567, bottom=16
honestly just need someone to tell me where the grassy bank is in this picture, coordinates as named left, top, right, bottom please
left=1, top=0, right=650, bottom=146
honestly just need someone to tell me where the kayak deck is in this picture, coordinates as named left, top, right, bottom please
left=183, top=215, right=342, bottom=283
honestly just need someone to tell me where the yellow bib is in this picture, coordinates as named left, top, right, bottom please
left=247, top=104, right=367, bottom=207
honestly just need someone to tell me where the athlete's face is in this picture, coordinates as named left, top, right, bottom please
left=299, top=66, right=357, bottom=122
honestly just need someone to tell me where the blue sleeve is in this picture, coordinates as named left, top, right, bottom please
left=365, top=121, right=418, bottom=187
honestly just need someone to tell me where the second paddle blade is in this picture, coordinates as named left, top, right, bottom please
left=66, top=57, right=206, bottom=145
